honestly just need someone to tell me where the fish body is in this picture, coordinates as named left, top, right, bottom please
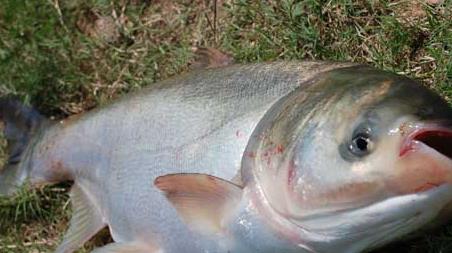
left=1, top=61, right=452, bottom=253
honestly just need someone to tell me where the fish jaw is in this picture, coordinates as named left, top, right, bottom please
left=296, top=184, right=452, bottom=252
left=226, top=179, right=452, bottom=253
left=387, top=124, right=452, bottom=195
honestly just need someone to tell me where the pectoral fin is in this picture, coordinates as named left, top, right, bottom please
left=55, top=183, right=106, bottom=253
left=91, top=242, right=160, bottom=253
left=154, top=173, right=243, bottom=234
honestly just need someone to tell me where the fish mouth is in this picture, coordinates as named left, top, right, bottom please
left=395, top=124, right=452, bottom=194
left=400, top=125, right=452, bottom=159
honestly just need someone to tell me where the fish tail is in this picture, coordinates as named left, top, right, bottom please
left=0, top=96, right=47, bottom=196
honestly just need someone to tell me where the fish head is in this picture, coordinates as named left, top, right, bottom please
left=241, top=66, right=452, bottom=251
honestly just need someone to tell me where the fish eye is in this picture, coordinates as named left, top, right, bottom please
left=349, top=132, right=373, bottom=156
left=339, top=119, right=378, bottom=161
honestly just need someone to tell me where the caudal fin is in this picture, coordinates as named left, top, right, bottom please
left=0, top=97, right=46, bottom=195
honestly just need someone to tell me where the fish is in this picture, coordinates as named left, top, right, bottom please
left=0, top=61, right=451, bottom=253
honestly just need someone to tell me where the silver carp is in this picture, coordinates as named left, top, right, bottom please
left=0, top=61, right=451, bottom=253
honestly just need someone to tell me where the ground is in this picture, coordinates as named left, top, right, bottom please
left=0, top=0, right=451, bottom=252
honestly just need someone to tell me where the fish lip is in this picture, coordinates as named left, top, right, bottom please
left=399, top=124, right=452, bottom=159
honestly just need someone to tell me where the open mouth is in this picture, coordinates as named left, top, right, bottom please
left=394, top=124, right=452, bottom=195
left=400, top=126, right=452, bottom=159
left=414, top=129, right=452, bottom=159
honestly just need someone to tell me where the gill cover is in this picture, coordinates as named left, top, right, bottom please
left=0, top=97, right=46, bottom=195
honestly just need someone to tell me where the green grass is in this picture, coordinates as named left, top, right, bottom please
left=0, top=0, right=451, bottom=252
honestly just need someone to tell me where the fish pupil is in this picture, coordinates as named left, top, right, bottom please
left=356, top=137, right=368, bottom=151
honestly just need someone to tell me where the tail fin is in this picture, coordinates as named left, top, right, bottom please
left=0, top=97, right=46, bottom=196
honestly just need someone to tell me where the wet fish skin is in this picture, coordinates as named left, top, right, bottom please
left=1, top=61, right=452, bottom=253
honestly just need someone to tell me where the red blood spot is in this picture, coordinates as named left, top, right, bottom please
left=276, top=144, right=285, bottom=154
left=414, top=182, right=441, bottom=193
left=236, top=130, right=247, bottom=138
left=245, top=151, right=256, bottom=158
